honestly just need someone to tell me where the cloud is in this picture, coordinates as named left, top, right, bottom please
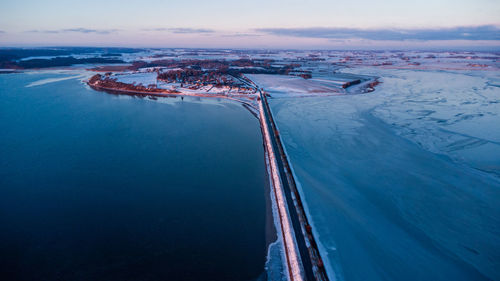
left=143, top=27, right=215, bottom=34
left=221, top=33, right=262, bottom=38
left=27, top=28, right=119, bottom=34
left=61, top=28, right=119, bottom=34
left=256, top=25, right=500, bottom=41
left=167, top=28, right=215, bottom=34
left=142, top=28, right=169, bottom=32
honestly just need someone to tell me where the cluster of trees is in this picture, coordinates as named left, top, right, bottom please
left=19, top=57, right=125, bottom=69
left=157, top=67, right=262, bottom=92
left=0, top=48, right=138, bottom=69
left=129, top=59, right=227, bottom=71
left=158, top=69, right=204, bottom=83
left=0, top=56, right=125, bottom=69
left=157, top=68, right=239, bottom=88
left=88, top=74, right=169, bottom=93
left=129, top=58, right=297, bottom=75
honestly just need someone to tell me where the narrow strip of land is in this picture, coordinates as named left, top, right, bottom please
left=259, top=90, right=329, bottom=281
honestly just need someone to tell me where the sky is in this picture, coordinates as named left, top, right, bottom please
left=0, top=0, right=499, bottom=49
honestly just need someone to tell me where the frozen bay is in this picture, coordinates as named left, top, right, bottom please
left=268, top=68, right=500, bottom=281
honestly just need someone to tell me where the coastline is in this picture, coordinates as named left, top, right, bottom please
left=87, top=81, right=260, bottom=111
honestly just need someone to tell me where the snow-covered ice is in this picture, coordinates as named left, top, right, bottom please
left=25, top=74, right=86, bottom=87
left=264, top=67, right=500, bottom=281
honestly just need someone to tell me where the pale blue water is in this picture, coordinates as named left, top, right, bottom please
left=269, top=86, right=500, bottom=281
left=0, top=72, right=269, bottom=281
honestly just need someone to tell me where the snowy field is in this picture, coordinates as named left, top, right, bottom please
left=266, top=67, right=500, bottom=281
left=114, top=72, right=158, bottom=86
left=247, top=74, right=344, bottom=97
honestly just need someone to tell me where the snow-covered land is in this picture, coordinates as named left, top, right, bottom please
left=114, top=72, right=158, bottom=86
left=247, top=74, right=345, bottom=97
left=265, top=67, right=500, bottom=281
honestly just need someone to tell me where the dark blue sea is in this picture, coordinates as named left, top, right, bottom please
left=0, top=71, right=270, bottom=281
